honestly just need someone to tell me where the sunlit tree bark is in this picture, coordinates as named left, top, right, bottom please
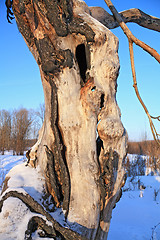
left=1, top=0, right=127, bottom=238
left=3, top=0, right=160, bottom=239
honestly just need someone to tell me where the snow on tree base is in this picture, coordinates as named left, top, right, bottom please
left=0, top=163, right=45, bottom=239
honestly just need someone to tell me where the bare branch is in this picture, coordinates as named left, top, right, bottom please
left=151, top=116, right=160, bottom=121
left=129, top=40, right=160, bottom=145
left=104, top=0, right=160, bottom=62
left=25, top=216, right=56, bottom=239
left=90, top=7, right=160, bottom=32
left=121, top=8, right=160, bottom=32
left=104, top=0, right=160, bottom=145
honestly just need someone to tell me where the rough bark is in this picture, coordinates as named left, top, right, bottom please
left=89, top=7, right=160, bottom=32
left=1, top=0, right=127, bottom=239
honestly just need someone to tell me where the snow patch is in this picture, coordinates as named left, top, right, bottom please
left=108, top=175, right=160, bottom=240
left=6, top=163, right=45, bottom=202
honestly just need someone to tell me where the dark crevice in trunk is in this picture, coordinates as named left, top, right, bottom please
left=96, top=137, right=119, bottom=221
left=96, top=136, right=106, bottom=220
left=91, top=86, right=96, bottom=92
left=45, top=146, right=62, bottom=207
left=99, top=148, right=120, bottom=220
left=76, top=44, right=88, bottom=86
left=100, top=94, right=105, bottom=109
left=49, top=77, right=70, bottom=217
left=96, top=136, right=104, bottom=160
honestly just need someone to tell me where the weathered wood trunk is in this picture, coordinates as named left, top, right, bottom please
left=9, top=0, right=127, bottom=239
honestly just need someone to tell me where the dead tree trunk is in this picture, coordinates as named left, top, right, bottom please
left=1, top=0, right=127, bottom=239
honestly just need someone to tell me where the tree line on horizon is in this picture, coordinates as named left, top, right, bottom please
left=0, top=104, right=45, bottom=155
left=127, top=140, right=160, bottom=176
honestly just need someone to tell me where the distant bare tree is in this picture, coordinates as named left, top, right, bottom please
left=0, top=110, right=11, bottom=154
left=29, top=104, right=45, bottom=140
left=140, top=132, right=160, bottom=175
left=11, top=108, right=33, bottom=155
left=146, top=141, right=160, bottom=175
left=31, top=120, right=40, bottom=141
left=35, top=103, right=45, bottom=125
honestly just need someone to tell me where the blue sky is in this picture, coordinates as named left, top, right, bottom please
left=0, top=0, right=160, bottom=141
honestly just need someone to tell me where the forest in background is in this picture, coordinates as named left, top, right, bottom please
left=0, top=105, right=159, bottom=157
left=0, top=104, right=44, bottom=155
left=1, top=104, right=160, bottom=181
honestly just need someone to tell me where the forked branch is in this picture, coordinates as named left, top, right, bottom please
left=104, top=0, right=160, bottom=145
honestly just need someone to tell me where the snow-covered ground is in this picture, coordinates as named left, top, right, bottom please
left=0, top=151, right=26, bottom=191
left=108, top=175, right=160, bottom=240
left=0, top=152, right=160, bottom=239
left=0, top=152, right=49, bottom=240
